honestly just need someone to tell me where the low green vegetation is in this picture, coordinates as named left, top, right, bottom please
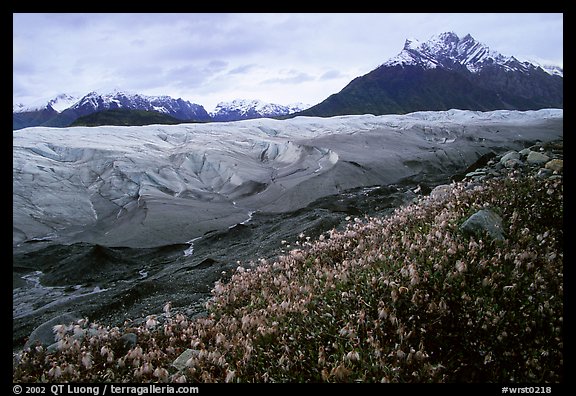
left=13, top=170, right=563, bottom=383
left=70, top=109, right=182, bottom=127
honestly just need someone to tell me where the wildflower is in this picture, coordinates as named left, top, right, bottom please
left=129, top=346, right=144, bottom=360
left=81, top=352, right=93, bottom=369
left=378, top=306, right=389, bottom=320
left=53, top=324, right=68, bottom=341
left=318, top=346, right=326, bottom=366
left=339, top=325, right=350, bottom=337
left=225, top=369, right=236, bottom=383
left=215, top=332, right=226, bottom=345
left=153, top=367, right=169, bottom=382
left=331, top=363, right=350, bottom=381
left=438, top=299, right=448, bottom=311
left=163, top=301, right=172, bottom=317
left=146, top=315, right=158, bottom=329
left=48, top=363, right=62, bottom=379
left=141, top=362, right=153, bottom=375
left=345, top=350, right=360, bottom=362
left=73, top=325, right=85, bottom=338
left=172, top=373, right=188, bottom=383
left=455, top=260, right=466, bottom=273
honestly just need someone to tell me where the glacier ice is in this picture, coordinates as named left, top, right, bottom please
left=13, top=109, right=563, bottom=249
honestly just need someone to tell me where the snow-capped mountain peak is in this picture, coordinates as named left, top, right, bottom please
left=387, top=31, right=498, bottom=71
left=402, top=37, right=421, bottom=51
left=68, top=90, right=211, bottom=122
left=210, top=99, right=311, bottom=121
left=384, top=32, right=563, bottom=76
left=13, top=93, right=80, bottom=114
left=74, top=90, right=149, bottom=111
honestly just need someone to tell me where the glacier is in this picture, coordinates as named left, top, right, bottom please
left=13, top=109, right=563, bottom=250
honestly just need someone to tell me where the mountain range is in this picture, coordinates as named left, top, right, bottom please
left=297, top=32, right=562, bottom=117
left=211, top=99, right=310, bottom=122
left=13, top=91, right=311, bottom=130
left=13, top=32, right=562, bottom=129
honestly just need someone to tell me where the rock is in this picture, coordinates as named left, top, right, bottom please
left=536, top=168, right=554, bottom=179
left=543, top=140, right=563, bottom=153
left=194, top=257, right=218, bottom=269
left=172, top=349, right=200, bottom=371
left=487, top=169, right=501, bottom=178
left=465, top=169, right=487, bottom=178
left=519, top=148, right=532, bottom=156
left=500, top=151, right=520, bottom=165
left=460, top=209, right=505, bottom=241
left=503, top=159, right=524, bottom=169
left=526, top=151, right=550, bottom=165
left=46, top=342, right=60, bottom=354
left=120, top=333, right=138, bottom=350
left=430, top=184, right=452, bottom=201
left=24, top=313, right=79, bottom=350
left=545, top=159, right=563, bottom=173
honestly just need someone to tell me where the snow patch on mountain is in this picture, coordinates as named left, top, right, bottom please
left=519, top=58, right=564, bottom=77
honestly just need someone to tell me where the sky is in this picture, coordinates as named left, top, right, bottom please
left=13, top=13, right=563, bottom=112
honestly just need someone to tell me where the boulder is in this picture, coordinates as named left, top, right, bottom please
left=519, top=148, right=532, bottom=156
left=526, top=151, right=550, bottom=165
left=172, top=349, right=200, bottom=371
left=460, top=209, right=505, bottom=241
left=24, top=313, right=79, bottom=350
left=545, top=159, right=563, bottom=173
left=503, top=158, right=524, bottom=169
left=120, top=333, right=138, bottom=350
left=430, top=184, right=452, bottom=201
left=499, top=151, right=520, bottom=165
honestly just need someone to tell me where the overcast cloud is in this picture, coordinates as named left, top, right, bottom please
left=13, top=13, right=563, bottom=112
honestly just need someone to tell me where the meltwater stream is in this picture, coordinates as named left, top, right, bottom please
left=13, top=271, right=109, bottom=320
left=12, top=181, right=423, bottom=349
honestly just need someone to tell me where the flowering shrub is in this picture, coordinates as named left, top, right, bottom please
left=13, top=170, right=563, bottom=383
